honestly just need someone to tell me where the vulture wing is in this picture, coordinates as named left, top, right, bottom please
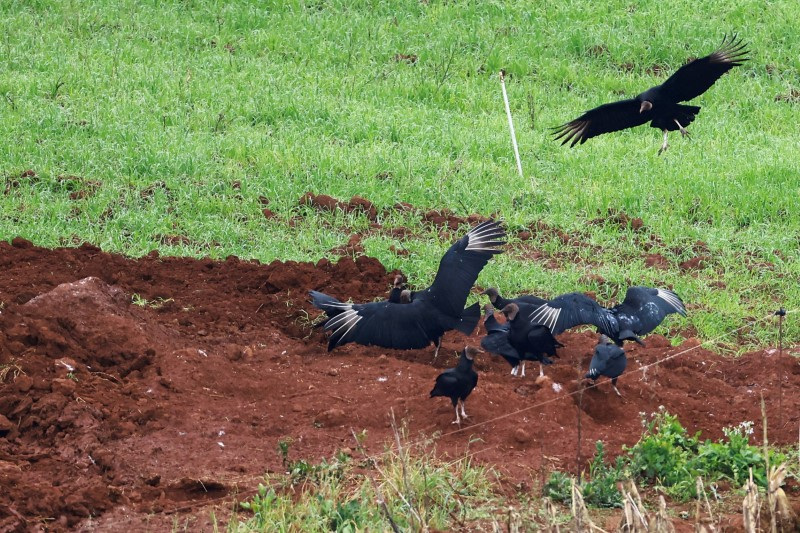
left=423, top=220, right=506, bottom=317
left=553, top=99, right=650, bottom=146
left=430, top=370, right=460, bottom=397
left=321, top=299, right=434, bottom=351
left=586, top=343, right=627, bottom=379
left=615, top=286, right=686, bottom=336
left=526, top=292, right=616, bottom=336
left=659, top=35, right=749, bottom=103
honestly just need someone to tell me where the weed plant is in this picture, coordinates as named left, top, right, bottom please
left=545, top=409, right=788, bottom=505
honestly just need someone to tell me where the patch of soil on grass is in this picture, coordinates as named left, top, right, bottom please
left=0, top=240, right=798, bottom=531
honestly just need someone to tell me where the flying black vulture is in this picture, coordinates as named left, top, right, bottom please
left=481, top=303, right=562, bottom=377
left=554, top=35, right=749, bottom=153
left=527, top=286, right=686, bottom=346
left=481, top=287, right=547, bottom=308
left=310, top=220, right=506, bottom=354
left=585, top=335, right=627, bottom=396
left=430, top=346, right=480, bottom=425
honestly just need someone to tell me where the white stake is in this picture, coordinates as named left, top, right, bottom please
left=499, top=70, right=525, bottom=181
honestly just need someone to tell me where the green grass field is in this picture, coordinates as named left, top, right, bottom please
left=1, top=0, right=798, bottom=347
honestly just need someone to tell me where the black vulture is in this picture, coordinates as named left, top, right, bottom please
left=481, top=287, right=547, bottom=308
left=585, top=335, right=627, bottom=396
left=479, top=304, right=519, bottom=373
left=430, top=346, right=480, bottom=425
left=480, top=303, right=562, bottom=378
left=310, top=220, right=506, bottom=354
left=388, top=274, right=406, bottom=303
left=527, top=286, right=686, bottom=346
left=554, top=35, right=749, bottom=153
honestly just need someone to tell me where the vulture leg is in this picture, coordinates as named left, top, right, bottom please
left=510, top=365, right=518, bottom=376
left=658, top=130, right=669, bottom=155
left=452, top=403, right=461, bottom=425
left=459, top=400, right=468, bottom=419
left=539, top=362, right=545, bottom=378
left=433, top=337, right=442, bottom=360
left=520, top=361, right=526, bottom=377
left=612, top=378, right=623, bottom=397
left=673, top=119, right=690, bottom=137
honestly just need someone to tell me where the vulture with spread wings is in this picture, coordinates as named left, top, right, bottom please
left=527, top=286, right=686, bottom=346
left=554, top=35, right=748, bottom=153
left=311, top=220, right=506, bottom=354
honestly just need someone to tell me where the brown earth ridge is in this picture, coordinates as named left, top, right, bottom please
left=0, top=238, right=798, bottom=531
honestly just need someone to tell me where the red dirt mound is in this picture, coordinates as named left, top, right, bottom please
left=0, top=241, right=798, bottom=531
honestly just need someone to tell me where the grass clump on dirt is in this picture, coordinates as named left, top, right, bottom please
left=233, top=413, right=797, bottom=530
left=232, top=432, right=499, bottom=532
left=545, top=409, right=789, bottom=506
left=0, top=0, right=799, bottom=348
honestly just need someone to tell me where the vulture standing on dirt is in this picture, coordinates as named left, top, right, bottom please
left=585, top=335, right=627, bottom=397
left=480, top=303, right=562, bottom=378
left=553, top=35, right=749, bottom=153
left=429, top=346, right=480, bottom=425
left=527, top=286, right=686, bottom=346
left=310, top=220, right=506, bottom=356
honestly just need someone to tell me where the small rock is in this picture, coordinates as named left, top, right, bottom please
left=681, top=337, right=702, bottom=348
left=118, top=421, right=137, bottom=435
left=51, top=378, right=77, bottom=395
left=11, top=237, right=33, bottom=249
left=15, top=374, right=33, bottom=393
left=314, top=408, right=346, bottom=427
left=33, top=378, right=51, bottom=391
left=327, top=368, right=339, bottom=377
left=291, top=404, right=303, bottom=413
left=0, top=414, right=13, bottom=437
left=513, top=428, right=531, bottom=444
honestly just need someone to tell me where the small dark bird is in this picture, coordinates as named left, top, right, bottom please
left=430, top=346, right=480, bottom=425
left=481, top=287, right=547, bottom=308
left=554, top=35, right=748, bottom=154
left=527, top=287, right=686, bottom=346
left=481, top=303, right=562, bottom=377
left=310, top=220, right=506, bottom=355
left=585, top=335, right=627, bottom=397
left=388, top=274, right=407, bottom=303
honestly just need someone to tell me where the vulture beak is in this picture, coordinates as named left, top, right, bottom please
left=639, top=100, right=653, bottom=114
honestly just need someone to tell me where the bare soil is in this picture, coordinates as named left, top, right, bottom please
left=1, top=238, right=798, bottom=531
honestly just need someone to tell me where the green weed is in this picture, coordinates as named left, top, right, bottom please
left=233, top=432, right=499, bottom=531
left=546, top=410, right=788, bottom=505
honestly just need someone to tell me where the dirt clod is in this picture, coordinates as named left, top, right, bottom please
left=513, top=427, right=531, bottom=444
